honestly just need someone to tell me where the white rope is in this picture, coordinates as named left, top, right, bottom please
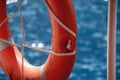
left=43, top=0, right=77, bottom=38
left=24, top=45, right=76, bottom=56
left=0, top=38, right=21, bottom=48
left=0, top=13, right=14, bottom=27
left=0, top=38, right=76, bottom=56
left=17, top=0, right=26, bottom=79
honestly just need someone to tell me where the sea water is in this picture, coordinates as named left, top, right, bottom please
left=0, top=0, right=120, bottom=80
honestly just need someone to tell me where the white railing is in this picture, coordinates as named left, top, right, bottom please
left=107, top=0, right=117, bottom=80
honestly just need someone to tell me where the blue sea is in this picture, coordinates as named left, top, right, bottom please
left=0, top=0, right=120, bottom=80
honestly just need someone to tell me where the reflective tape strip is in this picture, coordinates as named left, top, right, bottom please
left=0, top=37, right=15, bottom=51
left=40, top=65, right=46, bottom=80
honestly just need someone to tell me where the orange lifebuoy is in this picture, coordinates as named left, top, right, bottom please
left=0, top=0, right=77, bottom=80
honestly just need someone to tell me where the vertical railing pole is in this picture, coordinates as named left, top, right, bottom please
left=107, top=0, right=117, bottom=80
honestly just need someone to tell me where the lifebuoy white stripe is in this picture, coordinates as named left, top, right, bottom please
left=40, top=65, right=46, bottom=80
left=0, top=37, right=15, bottom=51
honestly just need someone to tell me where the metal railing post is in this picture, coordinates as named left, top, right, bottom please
left=107, top=0, right=117, bottom=80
